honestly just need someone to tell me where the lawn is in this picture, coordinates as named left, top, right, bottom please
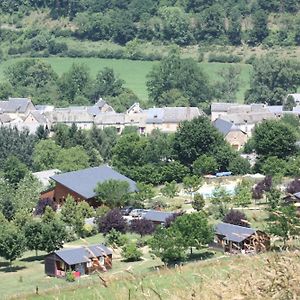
left=0, top=57, right=251, bottom=103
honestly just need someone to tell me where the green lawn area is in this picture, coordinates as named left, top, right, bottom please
left=0, top=57, right=251, bottom=103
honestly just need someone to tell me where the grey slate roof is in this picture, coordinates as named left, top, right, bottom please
left=45, top=108, right=94, bottom=123
left=0, top=113, right=12, bottom=123
left=0, top=97, right=33, bottom=113
left=29, top=111, right=48, bottom=124
left=54, top=244, right=112, bottom=265
left=163, top=107, right=201, bottom=123
left=33, top=169, right=61, bottom=187
left=145, top=108, right=164, bottom=124
left=215, top=222, right=256, bottom=243
left=143, top=210, right=174, bottom=223
left=213, top=118, right=234, bottom=135
left=51, top=165, right=137, bottom=199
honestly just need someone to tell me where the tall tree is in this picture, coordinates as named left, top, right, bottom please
left=147, top=50, right=211, bottom=107
left=248, top=9, right=269, bottom=45
left=173, top=116, right=224, bottom=166
left=24, top=220, right=44, bottom=256
left=0, top=223, right=26, bottom=265
left=245, top=56, right=300, bottom=105
left=253, top=119, right=297, bottom=159
left=3, top=156, right=28, bottom=187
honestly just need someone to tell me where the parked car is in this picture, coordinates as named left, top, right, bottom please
left=120, top=206, right=133, bottom=216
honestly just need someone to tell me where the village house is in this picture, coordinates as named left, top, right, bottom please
left=213, top=118, right=248, bottom=150
left=214, top=222, right=270, bottom=254
left=283, top=192, right=300, bottom=213
left=41, top=165, right=137, bottom=207
left=44, top=244, right=112, bottom=277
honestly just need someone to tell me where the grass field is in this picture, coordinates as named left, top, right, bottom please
left=0, top=57, right=252, bottom=103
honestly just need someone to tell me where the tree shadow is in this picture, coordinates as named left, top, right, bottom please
left=0, top=265, right=26, bottom=273
left=20, top=254, right=45, bottom=262
left=0, top=262, right=9, bottom=268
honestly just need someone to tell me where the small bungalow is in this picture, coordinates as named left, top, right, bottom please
left=283, top=192, right=300, bottom=213
left=143, top=210, right=174, bottom=225
left=214, top=222, right=270, bottom=254
left=45, top=244, right=112, bottom=277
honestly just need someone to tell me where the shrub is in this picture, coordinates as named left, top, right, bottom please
left=105, top=228, right=128, bottom=248
left=130, top=219, right=155, bottom=237
left=223, top=209, right=250, bottom=227
left=96, top=209, right=127, bottom=235
left=65, top=271, right=75, bottom=282
left=121, top=243, right=142, bottom=262
left=208, top=53, right=242, bottom=63
left=192, top=193, right=205, bottom=211
left=35, top=198, right=57, bottom=215
left=48, top=40, right=68, bottom=55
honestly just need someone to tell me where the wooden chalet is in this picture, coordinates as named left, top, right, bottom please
left=283, top=192, right=300, bottom=213
left=44, top=244, right=112, bottom=277
left=40, top=165, right=137, bottom=207
left=214, top=222, right=270, bottom=254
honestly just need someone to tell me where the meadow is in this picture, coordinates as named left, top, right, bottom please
left=0, top=57, right=252, bottom=103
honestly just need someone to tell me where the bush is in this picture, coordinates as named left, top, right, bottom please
left=96, top=209, right=127, bottom=235
left=130, top=219, right=155, bottom=237
left=105, top=228, right=128, bottom=248
left=208, top=53, right=242, bottom=63
left=35, top=198, right=57, bottom=215
left=81, top=224, right=97, bottom=237
left=65, top=271, right=76, bottom=282
left=223, top=209, right=250, bottom=227
left=121, top=243, right=142, bottom=262
left=48, top=40, right=68, bottom=55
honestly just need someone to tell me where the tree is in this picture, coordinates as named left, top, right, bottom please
left=0, top=223, right=26, bottom=265
left=183, top=175, right=203, bottom=198
left=54, top=146, right=90, bottom=172
left=1, top=199, right=15, bottom=221
left=134, top=182, right=155, bottom=205
left=121, top=243, right=142, bottom=262
left=252, top=176, right=273, bottom=200
left=173, top=116, right=224, bottom=166
left=3, top=156, right=28, bottom=187
left=42, top=206, right=57, bottom=224
left=59, top=63, right=91, bottom=103
left=97, top=209, right=127, bottom=235
left=266, top=188, right=282, bottom=211
left=159, top=6, right=192, bottom=45
left=41, top=221, right=66, bottom=253
left=161, top=181, right=178, bottom=199
left=248, top=10, right=269, bottom=45
left=24, top=220, right=44, bottom=256
left=227, top=9, right=242, bottom=45
left=146, top=50, right=211, bottom=107
left=283, top=95, right=296, bottom=111
left=228, top=156, right=251, bottom=175
left=149, top=226, right=187, bottom=264
left=0, top=127, right=36, bottom=169
left=105, top=228, right=127, bottom=248
left=223, top=209, right=250, bottom=227
left=92, top=67, right=124, bottom=100
left=260, top=156, right=287, bottom=177
left=245, top=56, right=300, bottom=105
left=253, top=120, right=297, bottom=159
left=14, top=174, right=43, bottom=212
left=192, top=193, right=205, bottom=211
left=95, top=179, right=130, bottom=208
left=130, top=218, right=155, bottom=237
left=268, top=205, right=300, bottom=246
left=214, top=66, right=241, bottom=102
left=195, top=5, right=225, bottom=42
left=234, top=179, right=253, bottom=207
left=193, top=155, right=218, bottom=175
left=33, top=139, right=61, bottom=171
left=210, top=186, right=232, bottom=218
left=60, top=195, right=78, bottom=226
left=171, top=212, right=213, bottom=254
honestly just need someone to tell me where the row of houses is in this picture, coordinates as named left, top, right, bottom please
left=211, top=99, right=300, bottom=150
left=0, top=97, right=202, bottom=134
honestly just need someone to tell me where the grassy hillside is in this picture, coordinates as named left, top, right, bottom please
left=0, top=58, right=251, bottom=102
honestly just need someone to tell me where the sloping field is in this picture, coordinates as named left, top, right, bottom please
left=0, top=58, right=251, bottom=102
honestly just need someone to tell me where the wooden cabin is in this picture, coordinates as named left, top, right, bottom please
left=142, top=210, right=174, bottom=225
left=44, top=244, right=112, bottom=277
left=214, top=222, right=270, bottom=254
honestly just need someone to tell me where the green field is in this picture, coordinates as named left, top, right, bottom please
left=0, top=58, right=251, bottom=103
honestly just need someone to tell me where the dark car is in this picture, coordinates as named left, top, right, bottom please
left=120, top=206, right=133, bottom=216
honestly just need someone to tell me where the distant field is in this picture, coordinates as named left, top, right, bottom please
left=0, top=57, right=252, bottom=103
